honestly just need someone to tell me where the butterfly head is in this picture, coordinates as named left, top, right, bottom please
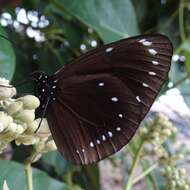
left=30, top=71, right=47, bottom=82
left=30, top=71, right=57, bottom=109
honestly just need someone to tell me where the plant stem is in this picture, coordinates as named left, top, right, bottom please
left=125, top=141, right=145, bottom=190
left=179, top=0, right=186, bottom=42
left=24, top=162, right=33, bottom=190
left=132, top=163, right=158, bottom=185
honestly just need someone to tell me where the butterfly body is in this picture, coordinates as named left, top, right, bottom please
left=31, top=35, right=173, bottom=165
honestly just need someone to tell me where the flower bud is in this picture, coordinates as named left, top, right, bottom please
left=172, top=127, right=178, bottom=133
left=171, top=180, right=176, bottom=187
left=35, top=118, right=51, bottom=139
left=5, top=123, right=24, bottom=136
left=6, top=101, right=23, bottom=115
left=35, top=141, right=45, bottom=151
left=14, top=109, right=35, bottom=124
left=0, top=112, right=13, bottom=132
left=26, top=120, right=39, bottom=133
left=18, top=95, right=40, bottom=110
left=162, top=129, right=172, bottom=136
left=15, top=135, right=40, bottom=145
left=184, top=184, right=190, bottom=190
left=0, top=79, right=16, bottom=100
left=179, top=168, right=186, bottom=175
left=45, top=140, right=57, bottom=151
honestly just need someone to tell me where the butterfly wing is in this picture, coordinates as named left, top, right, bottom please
left=47, top=34, right=173, bottom=164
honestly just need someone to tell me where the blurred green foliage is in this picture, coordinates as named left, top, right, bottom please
left=0, top=0, right=190, bottom=190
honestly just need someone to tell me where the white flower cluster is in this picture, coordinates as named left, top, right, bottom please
left=162, top=165, right=190, bottom=190
left=140, top=113, right=177, bottom=157
left=0, top=78, right=56, bottom=162
left=140, top=113, right=190, bottom=189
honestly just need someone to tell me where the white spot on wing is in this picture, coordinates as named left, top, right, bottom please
left=118, top=114, right=123, bottom=118
left=139, top=39, right=146, bottom=43
left=142, top=41, right=152, bottom=46
left=90, top=142, right=94, bottom=147
left=142, top=83, right=149, bottom=87
left=102, top=135, right=106, bottom=141
left=108, top=131, right=113, bottom=137
left=136, top=96, right=141, bottom=102
left=152, top=60, right=159, bottom=65
left=148, top=49, right=157, bottom=55
left=97, top=139, right=101, bottom=144
left=105, top=47, right=113, bottom=52
left=116, top=127, right=121, bottom=131
left=149, top=71, right=156, bottom=76
left=82, top=149, right=85, bottom=153
left=98, top=82, right=104, bottom=86
left=111, top=97, right=119, bottom=102
left=76, top=150, right=79, bottom=154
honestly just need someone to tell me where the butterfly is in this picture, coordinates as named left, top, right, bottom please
left=31, top=34, right=173, bottom=165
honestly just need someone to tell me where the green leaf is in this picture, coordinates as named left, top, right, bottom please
left=169, top=40, right=190, bottom=108
left=42, top=152, right=100, bottom=190
left=0, top=160, right=69, bottom=190
left=55, top=0, right=139, bottom=42
left=81, top=165, right=100, bottom=190
left=142, top=160, right=165, bottom=190
left=0, top=26, right=15, bottom=80
left=42, top=151, right=74, bottom=176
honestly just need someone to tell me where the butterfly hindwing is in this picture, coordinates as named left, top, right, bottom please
left=48, top=74, right=141, bottom=164
left=46, top=34, right=173, bottom=164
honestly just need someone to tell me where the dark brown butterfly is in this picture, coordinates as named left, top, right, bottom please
left=31, top=34, right=173, bottom=165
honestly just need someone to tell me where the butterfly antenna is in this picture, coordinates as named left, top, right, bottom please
left=35, top=97, right=50, bottom=133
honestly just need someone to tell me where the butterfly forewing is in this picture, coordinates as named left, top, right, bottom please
left=47, top=35, right=173, bottom=164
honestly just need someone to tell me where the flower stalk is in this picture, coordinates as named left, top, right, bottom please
left=24, top=161, right=33, bottom=190
left=125, top=141, right=145, bottom=190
